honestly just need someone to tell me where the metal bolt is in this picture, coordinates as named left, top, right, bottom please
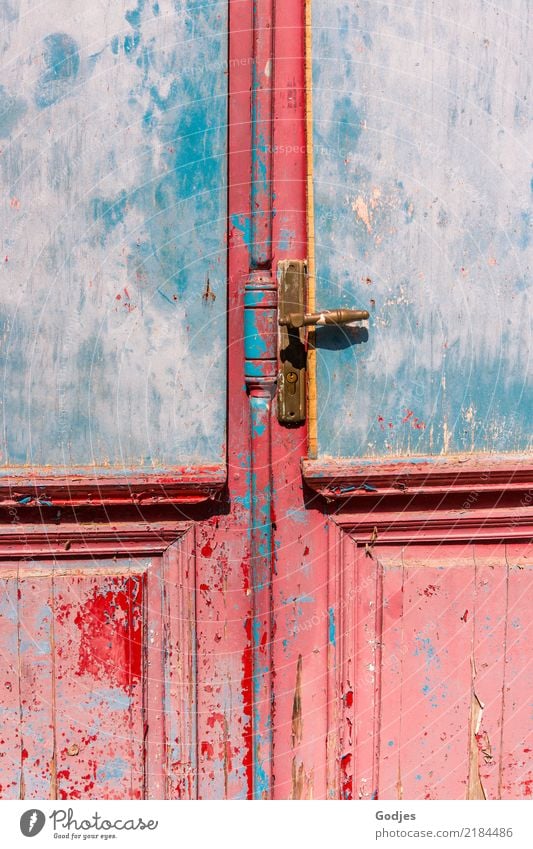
left=286, top=371, right=297, bottom=383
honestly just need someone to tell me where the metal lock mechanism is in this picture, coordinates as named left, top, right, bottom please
left=277, top=260, right=369, bottom=425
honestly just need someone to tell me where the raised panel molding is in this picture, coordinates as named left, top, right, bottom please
left=303, top=456, right=533, bottom=500
left=0, top=525, right=197, bottom=799
left=326, top=520, right=532, bottom=800
left=0, top=522, right=191, bottom=558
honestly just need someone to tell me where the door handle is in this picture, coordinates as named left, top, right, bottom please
left=277, top=260, right=368, bottom=425
left=279, top=308, right=369, bottom=328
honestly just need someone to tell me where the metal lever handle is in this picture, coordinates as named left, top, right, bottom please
left=279, top=308, right=369, bottom=329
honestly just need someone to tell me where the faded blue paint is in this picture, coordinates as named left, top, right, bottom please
left=96, top=756, right=129, bottom=783
left=0, top=1, right=227, bottom=469
left=312, top=1, right=532, bottom=459
left=278, top=227, right=294, bottom=252
left=86, top=688, right=132, bottom=712
left=0, top=84, right=27, bottom=138
left=92, top=191, right=129, bottom=241
left=244, top=309, right=268, bottom=359
left=285, top=507, right=308, bottom=525
left=232, top=213, right=253, bottom=251
left=0, top=583, right=17, bottom=622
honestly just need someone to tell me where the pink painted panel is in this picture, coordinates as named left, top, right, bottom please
left=163, top=539, right=197, bottom=800
left=18, top=575, right=54, bottom=799
left=392, top=545, right=475, bottom=800
left=343, top=541, right=533, bottom=800
left=499, top=545, right=533, bottom=799
left=470, top=543, right=508, bottom=800
left=196, top=524, right=251, bottom=800
left=376, top=547, right=405, bottom=800
left=0, top=577, right=21, bottom=798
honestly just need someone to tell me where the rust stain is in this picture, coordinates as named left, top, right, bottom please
left=396, top=761, right=403, bottom=800
left=479, top=731, right=493, bottom=764
left=223, top=714, right=231, bottom=799
left=365, top=526, right=378, bottom=558
left=16, top=570, right=25, bottom=800
left=467, top=657, right=487, bottom=800
left=50, top=576, right=58, bottom=800
left=291, top=654, right=303, bottom=747
left=74, top=580, right=142, bottom=689
left=291, top=757, right=313, bottom=800
left=19, top=760, right=25, bottom=800
left=202, top=275, right=216, bottom=303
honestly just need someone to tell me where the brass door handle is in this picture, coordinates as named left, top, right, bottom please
left=279, top=308, right=369, bottom=328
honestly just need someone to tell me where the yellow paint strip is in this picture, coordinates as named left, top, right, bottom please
left=305, top=0, right=317, bottom=457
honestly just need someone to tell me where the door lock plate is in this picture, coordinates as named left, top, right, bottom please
left=278, top=260, right=307, bottom=425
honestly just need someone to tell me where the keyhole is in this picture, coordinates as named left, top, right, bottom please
left=286, top=371, right=298, bottom=396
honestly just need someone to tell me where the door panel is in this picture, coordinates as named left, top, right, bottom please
left=330, top=533, right=533, bottom=799
left=310, top=1, right=531, bottom=458
left=0, top=0, right=530, bottom=803
left=0, top=0, right=227, bottom=470
left=0, top=538, right=196, bottom=799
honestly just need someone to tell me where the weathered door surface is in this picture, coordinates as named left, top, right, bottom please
left=309, top=0, right=531, bottom=459
left=302, top=0, right=533, bottom=800
left=1, top=0, right=228, bottom=473
left=0, top=0, right=232, bottom=800
left=0, top=0, right=531, bottom=803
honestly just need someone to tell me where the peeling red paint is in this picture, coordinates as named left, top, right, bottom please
left=206, top=712, right=225, bottom=730
left=241, top=616, right=253, bottom=798
left=340, top=753, right=352, bottom=799
left=201, top=741, right=214, bottom=759
left=73, top=580, right=142, bottom=689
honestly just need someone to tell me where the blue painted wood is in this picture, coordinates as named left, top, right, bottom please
left=312, top=1, right=531, bottom=459
left=0, top=0, right=227, bottom=469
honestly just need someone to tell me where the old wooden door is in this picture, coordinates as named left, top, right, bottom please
left=290, top=0, right=532, bottom=800
left=0, top=0, right=237, bottom=800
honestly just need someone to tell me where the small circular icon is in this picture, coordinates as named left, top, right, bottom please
left=286, top=372, right=297, bottom=383
left=20, top=809, right=46, bottom=837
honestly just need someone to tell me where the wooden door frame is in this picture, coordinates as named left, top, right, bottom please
left=2, top=0, right=531, bottom=802
left=0, top=523, right=198, bottom=799
left=322, top=480, right=533, bottom=800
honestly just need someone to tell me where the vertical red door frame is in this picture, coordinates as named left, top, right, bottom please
left=227, top=0, right=533, bottom=802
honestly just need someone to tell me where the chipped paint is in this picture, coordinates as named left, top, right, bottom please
left=312, top=0, right=532, bottom=458
left=0, top=0, right=530, bottom=807
left=0, top=0, right=227, bottom=469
